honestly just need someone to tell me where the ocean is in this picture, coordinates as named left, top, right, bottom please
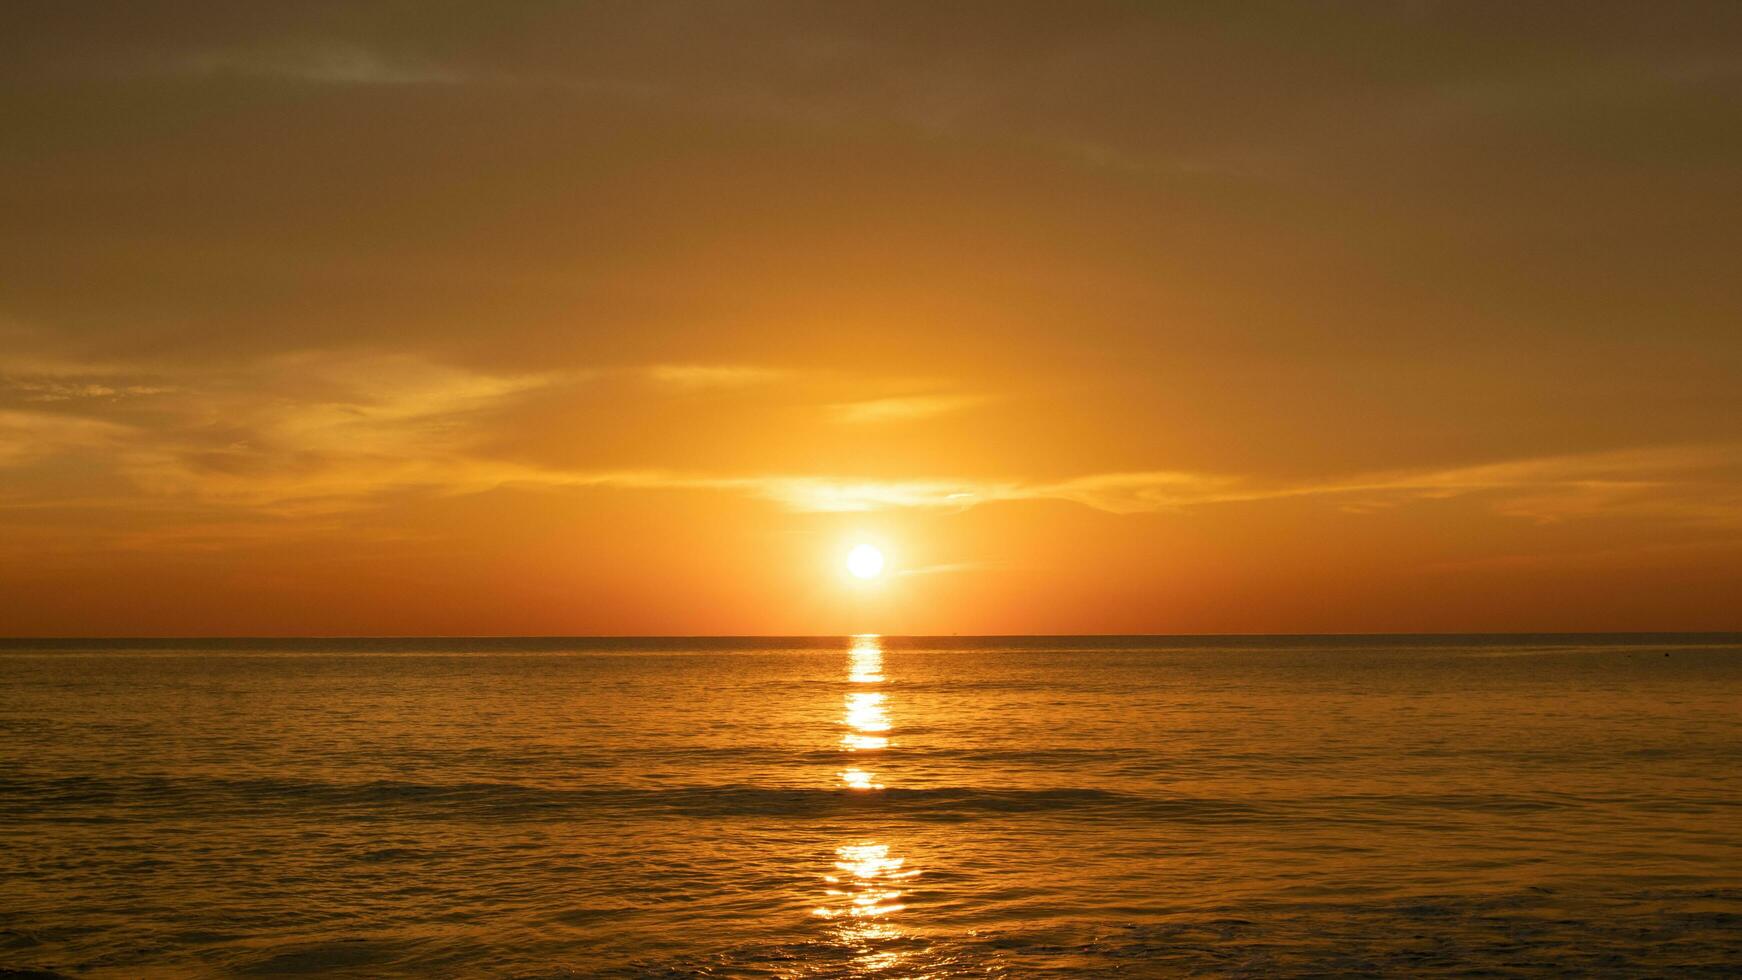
left=1, top=635, right=1739, bottom=977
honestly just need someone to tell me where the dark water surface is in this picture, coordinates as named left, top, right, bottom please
left=2, top=635, right=1739, bottom=977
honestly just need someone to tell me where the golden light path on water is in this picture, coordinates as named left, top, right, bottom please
left=814, top=634, right=920, bottom=971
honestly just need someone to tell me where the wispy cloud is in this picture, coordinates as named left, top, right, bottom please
left=894, top=561, right=994, bottom=578
left=750, top=477, right=1002, bottom=513
left=1027, top=447, right=1742, bottom=527
left=828, top=394, right=984, bottom=425
left=3, top=345, right=1738, bottom=541
left=1294, top=446, right=1742, bottom=527
left=0, top=410, right=131, bottom=468
left=3, top=378, right=177, bottom=402
left=715, top=446, right=1742, bottom=525
left=645, top=364, right=791, bottom=389
left=1034, top=470, right=1240, bottom=514
left=502, top=445, right=1742, bottom=529
left=181, top=44, right=461, bottom=86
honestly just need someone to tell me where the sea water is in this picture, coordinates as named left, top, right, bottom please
left=1, top=635, right=1739, bottom=976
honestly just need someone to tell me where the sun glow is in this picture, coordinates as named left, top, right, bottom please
left=846, top=543, right=885, bottom=579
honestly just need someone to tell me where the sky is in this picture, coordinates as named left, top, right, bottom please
left=2, top=2, right=1740, bottom=635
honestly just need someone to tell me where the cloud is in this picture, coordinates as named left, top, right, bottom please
left=828, top=394, right=984, bottom=425
left=1304, top=446, right=1742, bottom=527
left=726, top=445, right=1742, bottom=526
left=0, top=349, right=997, bottom=520
left=180, top=43, right=461, bottom=86
left=1033, top=470, right=1239, bottom=514
left=2, top=339, right=1737, bottom=546
left=0, top=410, right=130, bottom=468
left=645, top=364, right=790, bottom=389
left=3, top=378, right=177, bottom=402
left=750, top=477, right=1005, bottom=513
left=514, top=445, right=1741, bottom=529
left=894, top=561, right=994, bottom=578
left=0, top=350, right=559, bottom=513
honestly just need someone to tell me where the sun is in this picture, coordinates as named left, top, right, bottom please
left=846, top=543, right=886, bottom=580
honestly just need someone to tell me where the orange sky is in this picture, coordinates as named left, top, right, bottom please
left=2, top=3, right=1740, bottom=635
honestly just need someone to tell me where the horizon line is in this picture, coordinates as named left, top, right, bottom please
left=3, top=630, right=1740, bottom=642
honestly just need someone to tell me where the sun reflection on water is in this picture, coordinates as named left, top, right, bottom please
left=815, top=634, right=921, bottom=971
left=841, top=636, right=893, bottom=754
left=838, top=767, right=883, bottom=790
left=813, top=843, right=918, bottom=920
left=848, top=634, right=885, bottom=684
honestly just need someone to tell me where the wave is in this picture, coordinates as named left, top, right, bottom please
left=0, top=775, right=1167, bottom=821
left=5, top=775, right=1730, bottom=825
